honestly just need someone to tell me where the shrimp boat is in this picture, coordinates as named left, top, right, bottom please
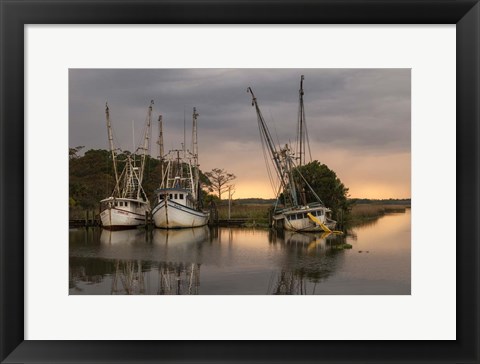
left=248, top=76, right=337, bottom=232
left=100, top=102, right=152, bottom=229
left=151, top=108, right=209, bottom=229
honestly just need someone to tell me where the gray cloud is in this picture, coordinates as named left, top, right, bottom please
left=69, top=68, right=411, bottom=198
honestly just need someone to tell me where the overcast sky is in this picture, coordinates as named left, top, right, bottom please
left=69, top=69, right=410, bottom=199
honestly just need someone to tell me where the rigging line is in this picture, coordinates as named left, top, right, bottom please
left=260, top=133, right=276, bottom=190
left=109, top=116, right=118, bottom=150
left=259, top=118, right=279, bottom=194
left=290, top=158, right=324, bottom=205
left=257, top=116, right=278, bottom=196
left=259, top=115, right=282, bottom=186
left=269, top=109, right=282, bottom=148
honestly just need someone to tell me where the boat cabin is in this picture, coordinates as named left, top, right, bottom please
left=100, top=197, right=146, bottom=212
left=157, top=188, right=194, bottom=209
left=286, top=209, right=324, bottom=221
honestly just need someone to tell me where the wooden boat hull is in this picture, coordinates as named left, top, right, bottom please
left=152, top=200, right=209, bottom=229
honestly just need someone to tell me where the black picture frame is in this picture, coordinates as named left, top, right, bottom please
left=1, top=1, right=479, bottom=363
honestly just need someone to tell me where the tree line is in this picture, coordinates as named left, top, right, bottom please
left=69, top=148, right=351, bottom=221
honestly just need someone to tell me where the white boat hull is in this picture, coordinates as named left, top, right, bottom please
left=100, top=207, right=146, bottom=229
left=100, top=198, right=149, bottom=230
left=152, top=200, right=209, bottom=229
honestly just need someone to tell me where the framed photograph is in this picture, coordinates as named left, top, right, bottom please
left=1, top=0, right=479, bottom=363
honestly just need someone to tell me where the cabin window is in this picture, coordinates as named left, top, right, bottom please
left=169, top=194, right=173, bottom=199
left=174, top=193, right=178, bottom=199
left=290, top=214, right=296, bottom=220
left=179, top=194, right=184, bottom=199
left=119, top=202, right=123, bottom=207
left=114, top=202, right=118, bottom=207
left=125, top=202, right=128, bottom=207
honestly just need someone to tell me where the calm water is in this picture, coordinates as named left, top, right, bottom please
left=69, top=210, right=410, bottom=295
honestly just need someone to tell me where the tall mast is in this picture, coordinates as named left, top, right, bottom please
left=157, top=114, right=165, bottom=190
left=138, top=100, right=153, bottom=198
left=157, top=114, right=164, bottom=160
left=296, top=75, right=312, bottom=166
left=191, top=107, right=200, bottom=203
left=183, top=107, right=186, bottom=158
left=105, top=103, right=119, bottom=192
left=192, top=107, right=199, bottom=162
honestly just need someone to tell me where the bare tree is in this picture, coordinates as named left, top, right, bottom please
left=205, top=168, right=236, bottom=200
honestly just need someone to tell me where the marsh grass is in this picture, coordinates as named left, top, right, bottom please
left=216, top=203, right=271, bottom=223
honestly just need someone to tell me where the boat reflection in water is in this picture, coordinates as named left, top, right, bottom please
left=108, top=259, right=201, bottom=295
left=100, top=228, right=145, bottom=245
left=267, top=229, right=348, bottom=295
left=97, top=227, right=208, bottom=295
left=70, top=227, right=346, bottom=295
left=152, top=226, right=209, bottom=246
